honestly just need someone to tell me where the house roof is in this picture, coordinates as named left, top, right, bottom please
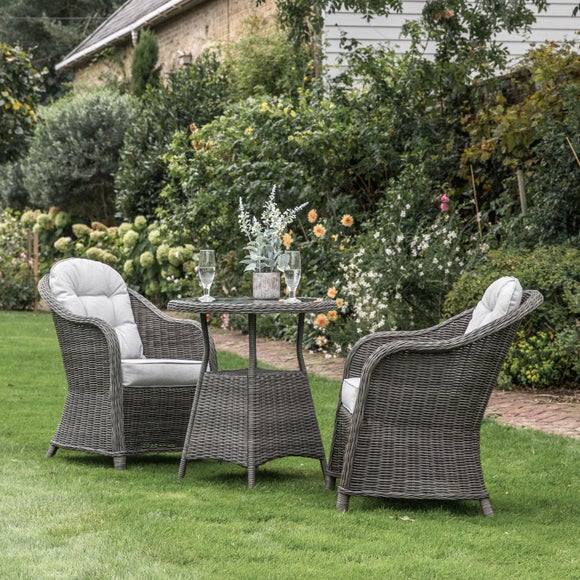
left=56, top=0, right=197, bottom=71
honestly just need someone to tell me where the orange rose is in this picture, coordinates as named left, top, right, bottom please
left=313, top=224, right=326, bottom=238
left=327, top=287, right=338, bottom=299
left=341, top=214, right=354, bottom=227
left=308, top=209, right=318, bottom=223
left=314, top=313, right=329, bottom=328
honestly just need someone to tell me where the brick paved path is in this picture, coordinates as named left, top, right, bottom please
left=211, top=328, right=580, bottom=440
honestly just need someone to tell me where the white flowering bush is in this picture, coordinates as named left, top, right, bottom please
left=338, top=164, right=488, bottom=349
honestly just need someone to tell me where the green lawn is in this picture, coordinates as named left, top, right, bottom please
left=1, top=311, right=578, bottom=579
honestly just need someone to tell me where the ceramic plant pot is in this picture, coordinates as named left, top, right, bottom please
left=252, top=272, right=280, bottom=300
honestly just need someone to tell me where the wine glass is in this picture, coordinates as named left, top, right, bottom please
left=197, top=249, right=216, bottom=302
left=281, top=251, right=301, bottom=303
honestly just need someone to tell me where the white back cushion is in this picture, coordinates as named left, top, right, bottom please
left=341, top=377, right=361, bottom=414
left=49, top=258, right=144, bottom=359
left=465, top=276, right=523, bottom=334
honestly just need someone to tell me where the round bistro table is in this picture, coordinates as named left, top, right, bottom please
left=167, top=296, right=336, bottom=488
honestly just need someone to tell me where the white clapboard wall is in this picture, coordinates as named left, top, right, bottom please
left=323, top=1, right=579, bottom=72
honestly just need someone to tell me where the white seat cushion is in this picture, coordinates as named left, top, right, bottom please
left=341, top=377, right=361, bottom=414
left=121, top=359, right=203, bottom=387
left=465, top=276, right=523, bottom=334
left=49, top=258, right=144, bottom=359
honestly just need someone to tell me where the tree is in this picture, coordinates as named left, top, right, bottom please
left=131, top=29, right=161, bottom=97
left=0, top=0, right=124, bottom=101
left=262, top=0, right=549, bottom=77
left=23, top=91, right=137, bottom=224
left=0, top=43, right=44, bottom=162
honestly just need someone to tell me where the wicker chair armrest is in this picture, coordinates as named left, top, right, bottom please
left=351, top=290, right=543, bottom=420
left=344, top=309, right=473, bottom=378
left=129, top=289, right=218, bottom=371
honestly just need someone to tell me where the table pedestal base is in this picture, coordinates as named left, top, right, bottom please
left=179, top=369, right=327, bottom=487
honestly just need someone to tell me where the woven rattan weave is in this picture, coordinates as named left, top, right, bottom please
left=167, top=297, right=336, bottom=487
left=326, top=290, right=543, bottom=515
left=39, top=273, right=217, bottom=470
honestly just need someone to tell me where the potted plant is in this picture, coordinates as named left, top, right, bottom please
left=238, top=186, right=307, bottom=299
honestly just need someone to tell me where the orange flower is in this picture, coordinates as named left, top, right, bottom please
left=282, top=232, right=293, bottom=249
left=336, top=298, right=344, bottom=308
left=327, top=287, right=338, bottom=299
left=313, top=224, right=326, bottom=238
left=314, top=313, right=329, bottom=328
left=341, top=214, right=354, bottom=227
left=327, top=310, right=338, bottom=321
left=307, top=209, right=318, bottom=223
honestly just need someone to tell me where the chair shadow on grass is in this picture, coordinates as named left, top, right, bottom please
left=48, top=452, right=325, bottom=485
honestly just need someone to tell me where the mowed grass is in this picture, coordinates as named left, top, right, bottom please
left=0, top=311, right=578, bottom=579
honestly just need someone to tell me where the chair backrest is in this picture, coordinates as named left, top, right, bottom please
left=48, top=258, right=144, bottom=359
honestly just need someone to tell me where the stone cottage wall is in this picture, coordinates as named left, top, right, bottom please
left=72, top=0, right=276, bottom=90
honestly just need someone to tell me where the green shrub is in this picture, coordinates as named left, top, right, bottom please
left=23, top=90, right=137, bottom=224
left=0, top=210, right=35, bottom=310
left=0, top=160, right=29, bottom=210
left=223, top=20, right=312, bottom=99
left=116, top=49, right=230, bottom=218
left=460, top=42, right=580, bottom=248
left=0, top=43, right=44, bottom=163
left=131, top=29, right=161, bottom=97
left=445, top=245, right=579, bottom=389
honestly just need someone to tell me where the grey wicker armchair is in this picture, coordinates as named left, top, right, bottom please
left=39, top=258, right=217, bottom=469
left=326, top=287, right=543, bottom=515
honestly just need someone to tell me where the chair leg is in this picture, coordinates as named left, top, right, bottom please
left=45, top=444, right=58, bottom=458
left=337, top=491, right=350, bottom=512
left=325, top=475, right=336, bottom=490
left=480, top=498, right=494, bottom=517
left=113, top=456, right=126, bottom=470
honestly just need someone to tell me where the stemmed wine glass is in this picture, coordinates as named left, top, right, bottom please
left=280, top=251, right=301, bottom=303
left=197, top=249, right=216, bottom=302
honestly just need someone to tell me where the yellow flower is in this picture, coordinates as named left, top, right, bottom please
left=336, top=298, right=344, bottom=308
left=307, top=209, right=318, bottom=223
left=315, top=314, right=329, bottom=328
left=282, top=232, right=293, bottom=249
left=313, top=224, right=326, bottom=238
left=331, top=234, right=339, bottom=242
left=327, top=310, right=338, bottom=321
left=341, top=214, right=354, bottom=227
left=327, top=287, right=338, bottom=299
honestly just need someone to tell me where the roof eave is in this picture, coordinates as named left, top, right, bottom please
left=55, top=0, right=192, bottom=71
